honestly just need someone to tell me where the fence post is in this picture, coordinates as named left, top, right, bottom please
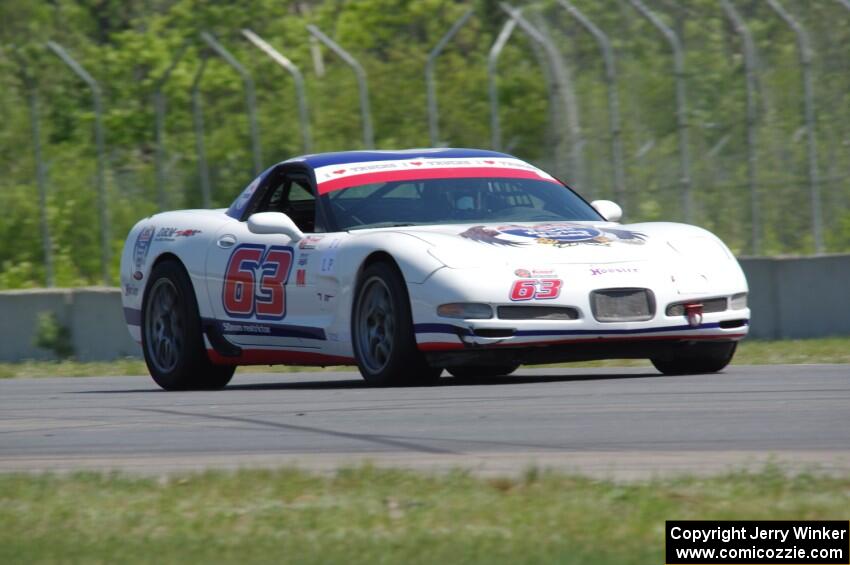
left=627, top=0, right=692, bottom=223
left=152, top=43, right=188, bottom=211
left=12, top=52, right=55, bottom=287
left=241, top=29, right=312, bottom=154
left=46, top=41, right=111, bottom=285
left=765, top=0, right=823, bottom=254
left=191, top=56, right=212, bottom=208
left=720, top=0, right=761, bottom=255
left=25, top=86, right=55, bottom=287
left=201, top=32, right=262, bottom=175
left=500, top=3, right=585, bottom=189
left=306, top=25, right=374, bottom=149
left=488, top=17, right=518, bottom=151
left=426, top=9, right=474, bottom=146
left=556, top=0, right=625, bottom=204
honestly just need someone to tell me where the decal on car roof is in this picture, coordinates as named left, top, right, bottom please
left=313, top=157, right=559, bottom=194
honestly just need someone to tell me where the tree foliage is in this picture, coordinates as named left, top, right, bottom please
left=1, top=0, right=849, bottom=288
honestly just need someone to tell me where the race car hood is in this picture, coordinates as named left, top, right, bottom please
left=390, top=221, right=733, bottom=268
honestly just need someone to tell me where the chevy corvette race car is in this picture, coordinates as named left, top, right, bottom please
left=121, top=148, right=749, bottom=390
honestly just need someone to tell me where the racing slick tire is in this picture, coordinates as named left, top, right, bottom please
left=447, top=365, right=520, bottom=380
left=650, top=341, right=737, bottom=376
left=141, top=259, right=235, bottom=391
left=352, top=261, right=443, bottom=387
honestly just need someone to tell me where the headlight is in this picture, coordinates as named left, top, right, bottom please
left=427, top=246, right=504, bottom=269
left=667, top=236, right=731, bottom=262
left=730, top=292, right=748, bottom=310
left=436, top=303, right=493, bottom=319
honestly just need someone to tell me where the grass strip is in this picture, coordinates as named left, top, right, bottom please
left=1, top=465, right=847, bottom=564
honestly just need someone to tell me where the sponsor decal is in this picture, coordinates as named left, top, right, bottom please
left=222, top=322, right=271, bottom=335
left=154, top=227, right=201, bottom=242
left=123, top=284, right=139, bottom=297
left=297, top=254, right=310, bottom=267
left=133, top=226, right=155, bottom=270
left=316, top=292, right=334, bottom=303
left=461, top=224, right=646, bottom=248
left=298, top=235, right=325, bottom=250
left=296, top=268, right=306, bottom=286
left=133, top=270, right=144, bottom=281
left=590, top=266, right=640, bottom=276
left=515, top=268, right=556, bottom=278
left=320, top=255, right=336, bottom=274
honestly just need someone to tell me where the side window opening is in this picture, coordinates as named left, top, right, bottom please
left=247, top=172, right=320, bottom=233
left=280, top=179, right=316, bottom=233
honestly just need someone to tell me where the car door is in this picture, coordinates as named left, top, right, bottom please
left=205, top=167, right=325, bottom=351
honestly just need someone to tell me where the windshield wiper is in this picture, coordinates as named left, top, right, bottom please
left=349, top=222, right=418, bottom=230
left=349, top=222, right=417, bottom=230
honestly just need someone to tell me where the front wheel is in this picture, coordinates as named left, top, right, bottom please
left=650, top=342, right=737, bottom=376
left=142, top=260, right=235, bottom=390
left=351, top=262, right=442, bottom=386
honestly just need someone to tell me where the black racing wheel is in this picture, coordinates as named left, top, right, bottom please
left=351, top=261, right=442, bottom=386
left=141, top=259, right=235, bottom=390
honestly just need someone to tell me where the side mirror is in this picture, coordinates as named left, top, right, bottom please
left=591, top=200, right=623, bottom=222
left=247, top=212, right=304, bottom=242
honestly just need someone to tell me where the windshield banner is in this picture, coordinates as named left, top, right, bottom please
left=313, top=157, right=559, bottom=194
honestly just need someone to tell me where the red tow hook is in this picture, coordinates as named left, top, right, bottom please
left=684, top=303, right=704, bottom=328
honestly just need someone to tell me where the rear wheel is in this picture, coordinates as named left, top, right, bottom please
left=142, top=260, right=235, bottom=390
left=650, top=342, right=737, bottom=376
left=351, top=262, right=442, bottom=386
left=447, top=365, right=520, bottom=380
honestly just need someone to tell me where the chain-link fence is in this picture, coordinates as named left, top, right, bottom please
left=1, top=0, right=849, bottom=288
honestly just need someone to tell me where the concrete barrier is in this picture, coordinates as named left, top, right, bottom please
left=0, top=255, right=847, bottom=361
left=739, top=254, right=850, bottom=339
left=0, top=287, right=140, bottom=362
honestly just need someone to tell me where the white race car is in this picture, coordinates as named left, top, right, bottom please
left=121, top=148, right=749, bottom=390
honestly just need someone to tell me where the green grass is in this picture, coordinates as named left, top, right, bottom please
left=1, top=337, right=849, bottom=379
left=0, top=466, right=846, bottom=564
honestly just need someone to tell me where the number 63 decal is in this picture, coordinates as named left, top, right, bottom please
left=222, top=244, right=294, bottom=319
left=510, top=278, right=563, bottom=301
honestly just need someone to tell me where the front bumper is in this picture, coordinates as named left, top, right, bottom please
left=413, top=311, right=749, bottom=352
left=408, top=263, right=749, bottom=358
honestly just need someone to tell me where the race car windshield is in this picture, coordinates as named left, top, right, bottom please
left=322, top=177, right=602, bottom=231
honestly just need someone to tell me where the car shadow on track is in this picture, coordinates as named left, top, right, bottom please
left=221, top=372, right=658, bottom=391
left=73, top=370, right=660, bottom=394
left=439, top=372, right=660, bottom=386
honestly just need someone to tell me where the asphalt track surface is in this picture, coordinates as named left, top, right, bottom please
left=1, top=365, right=849, bottom=478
